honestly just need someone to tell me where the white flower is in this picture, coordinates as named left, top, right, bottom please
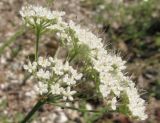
left=99, top=84, right=111, bottom=98
left=19, top=4, right=65, bottom=28
left=24, top=56, right=82, bottom=101
left=62, top=74, right=75, bottom=85
left=67, top=20, right=127, bottom=100
left=23, top=61, right=37, bottom=73
left=52, top=59, right=64, bottom=75
left=110, top=55, right=126, bottom=72
left=51, top=59, right=82, bottom=85
left=125, top=80, right=147, bottom=120
left=66, top=19, right=147, bottom=120
left=62, top=87, right=76, bottom=101
left=36, top=69, right=51, bottom=80
left=20, top=5, right=65, bottom=20
left=111, top=97, right=117, bottom=110
left=47, top=19, right=68, bottom=31
left=68, top=21, right=104, bottom=50
left=34, top=82, right=48, bottom=95
left=38, top=57, right=51, bottom=68
left=61, top=66, right=82, bottom=85
left=48, top=57, right=54, bottom=63
left=63, top=61, right=71, bottom=71
left=51, top=83, right=63, bottom=95
left=70, top=68, right=83, bottom=80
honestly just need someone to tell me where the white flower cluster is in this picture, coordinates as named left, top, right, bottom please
left=19, top=5, right=66, bottom=30
left=24, top=56, right=82, bottom=101
left=67, top=21, right=125, bottom=96
left=66, top=21, right=147, bottom=120
left=20, top=4, right=147, bottom=120
left=68, top=21, right=104, bottom=50
left=126, top=79, right=148, bottom=120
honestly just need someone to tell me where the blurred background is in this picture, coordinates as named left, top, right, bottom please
left=0, top=0, right=159, bottom=123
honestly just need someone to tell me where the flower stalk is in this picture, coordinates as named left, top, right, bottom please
left=35, top=27, right=41, bottom=62
left=21, top=98, right=47, bottom=123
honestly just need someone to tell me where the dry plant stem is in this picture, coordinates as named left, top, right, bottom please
left=21, top=98, right=48, bottom=123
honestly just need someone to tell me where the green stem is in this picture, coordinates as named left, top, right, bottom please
left=69, top=50, right=77, bottom=62
left=35, top=27, right=41, bottom=62
left=49, top=103, right=102, bottom=113
left=21, top=99, right=47, bottom=123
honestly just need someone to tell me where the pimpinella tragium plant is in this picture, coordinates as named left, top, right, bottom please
left=19, top=4, right=148, bottom=123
